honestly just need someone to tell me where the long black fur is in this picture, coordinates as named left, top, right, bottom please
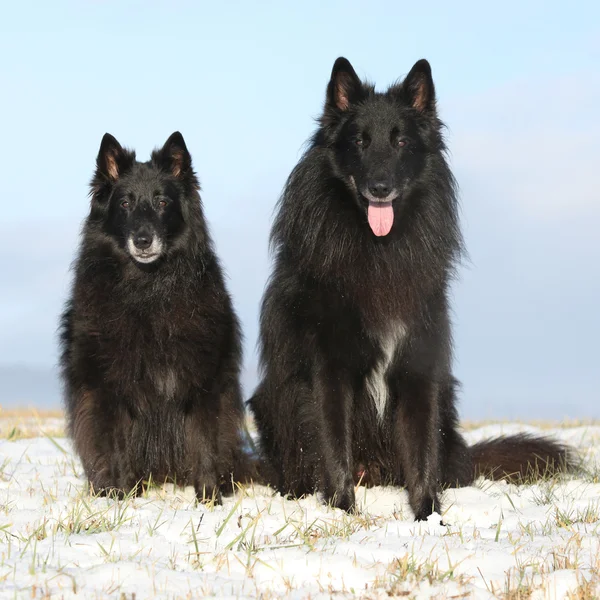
left=249, top=58, right=575, bottom=520
left=60, top=132, right=254, bottom=503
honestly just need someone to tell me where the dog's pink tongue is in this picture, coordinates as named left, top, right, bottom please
left=367, top=203, right=394, bottom=236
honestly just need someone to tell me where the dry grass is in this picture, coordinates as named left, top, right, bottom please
left=568, top=579, right=600, bottom=600
left=0, top=406, right=64, bottom=440
left=3, top=407, right=595, bottom=434
left=461, top=418, right=600, bottom=431
left=0, top=407, right=63, bottom=419
left=375, top=553, right=473, bottom=595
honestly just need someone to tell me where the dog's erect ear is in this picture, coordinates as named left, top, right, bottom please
left=401, top=59, right=436, bottom=113
left=95, top=134, right=131, bottom=182
left=155, top=132, right=192, bottom=179
left=90, top=134, right=134, bottom=200
left=326, top=57, right=364, bottom=112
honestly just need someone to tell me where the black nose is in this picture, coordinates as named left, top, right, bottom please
left=368, top=180, right=392, bottom=199
left=133, top=232, right=153, bottom=250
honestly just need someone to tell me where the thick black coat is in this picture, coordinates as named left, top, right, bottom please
left=249, top=58, right=573, bottom=520
left=60, top=132, right=250, bottom=502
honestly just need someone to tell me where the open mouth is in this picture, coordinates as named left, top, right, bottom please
left=367, top=201, right=394, bottom=237
left=361, top=190, right=399, bottom=237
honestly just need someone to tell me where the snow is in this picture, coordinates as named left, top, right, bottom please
left=1, top=423, right=600, bottom=599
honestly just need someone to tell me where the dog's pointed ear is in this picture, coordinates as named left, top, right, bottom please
left=155, top=132, right=192, bottom=179
left=326, top=57, right=364, bottom=112
left=91, top=134, right=134, bottom=200
left=401, top=59, right=436, bottom=113
left=95, top=134, right=132, bottom=182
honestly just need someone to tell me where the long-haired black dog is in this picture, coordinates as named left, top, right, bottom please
left=249, top=58, right=574, bottom=520
left=60, top=132, right=252, bottom=503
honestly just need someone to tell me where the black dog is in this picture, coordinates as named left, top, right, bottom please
left=60, top=132, right=252, bottom=502
left=249, top=58, right=574, bottom=520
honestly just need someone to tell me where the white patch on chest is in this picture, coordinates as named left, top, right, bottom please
left=365, top=320, right=408, bottom=421
left=153, top=368, right=178, bottom=400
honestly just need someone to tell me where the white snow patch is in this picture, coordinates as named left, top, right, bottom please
left=1, top=424, right=600, bottom=598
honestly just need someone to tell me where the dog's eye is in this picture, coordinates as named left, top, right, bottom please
left=397, top=139, right=408, bottom=148
left=158, top=200, right=168, bottom=208
left=355, top=138, right=364, bottom=147
left=121, top=200, right=130, bottom=208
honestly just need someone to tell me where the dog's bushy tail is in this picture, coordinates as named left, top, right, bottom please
left=470, top=433, right=578, bottom=483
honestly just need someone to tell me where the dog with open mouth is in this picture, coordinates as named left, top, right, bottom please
left=249, top=57, right=574, bottom=520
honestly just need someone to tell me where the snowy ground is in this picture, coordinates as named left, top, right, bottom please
left=1, top=418, right=600, bottom=599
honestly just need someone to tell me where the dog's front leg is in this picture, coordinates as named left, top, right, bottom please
left=317, top=369, right=356, bottom=512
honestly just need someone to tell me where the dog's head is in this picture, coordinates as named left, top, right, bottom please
left=89, top=132, right=200, bottom=265
left=320, top=57, right=443, bottom=237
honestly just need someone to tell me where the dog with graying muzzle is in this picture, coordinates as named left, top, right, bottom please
left=60, top=132, right=256, bottom=502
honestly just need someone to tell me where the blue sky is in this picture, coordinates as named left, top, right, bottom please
left=1, top=1, right=598, bottom=419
